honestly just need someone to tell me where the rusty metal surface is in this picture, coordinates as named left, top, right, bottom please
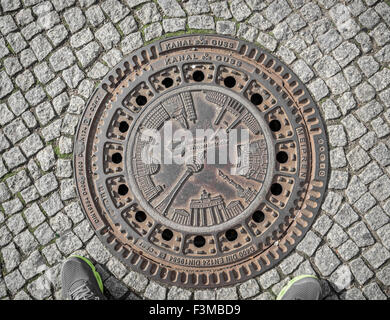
left=74, top=34, right=329, bottom=288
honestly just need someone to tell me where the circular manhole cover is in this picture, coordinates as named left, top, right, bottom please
left=74, top=34, right=329, bottom=288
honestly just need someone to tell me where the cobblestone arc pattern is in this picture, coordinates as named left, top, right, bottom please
left=74, top=34, right=329, bottom=288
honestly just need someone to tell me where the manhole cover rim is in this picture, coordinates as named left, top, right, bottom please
left=74, top=34, right=329, bottom=289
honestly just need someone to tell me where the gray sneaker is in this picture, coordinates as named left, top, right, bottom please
left=61, top=255, right=106, bottom=300
left=277, top=275, right=322, bottom=300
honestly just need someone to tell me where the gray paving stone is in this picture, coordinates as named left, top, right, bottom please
left=348, top=221, right=375, bottom=248
left=15, top=70, right=35, bottom=93
left=188, top=15, right=215, bottom=30
left=230, top=0, right=251, bottom=22
left=35, top=172, right=58, bottom=196
left=365, top=205, right=389, bottom=231
left=85, top=5, right=105, bottom=27
left=341, top=114, right=367, bottom=142
left=12, top=224, right=37, bottom=253
left=95, top=23, right=120, bottom=51
left=144, top=23, right=163, bottom=42
left=359, top=162, right=383, bottom=185
left=42, top=243, right=63, bottom=266
left=35, top=102, right=55, bottom=126
left=322, top=191, right=343, bottom=215
left=0, top=103, right=14, bottom=126
left=157, top=0, right=185, bottom=18
left=329, top=265, right=352, bottom=292
left=332, top=41, right=360, bottom=67
left=36, top=146, right=56, bottom=172
left=237, top=24, right=258, bottom=42
left=4, top=56, right=22, bottom=76
left=34, top=222, right=55, bottom=246
left=359, top=8, right=380, bottom=29
left=86, top=236, right=111, bottom=264
left=320, top=99, right=341, bottom=120
left=0, top=71, right=14, bottom=99
left=314, top=55, right=341, bottom=79
left=362, top=282, right=387, bottom=300
left=0, top=14, right=17, bottom=35
left=121, top=32, right=143, bottom=55
left=296, top=230, right=321, bottom=256
left=326, top=223, right=348, bottom=248
left=25, top=86, right=46, bottom=107
left=29, top=34, right=52, bottom=61
left=328, top=170, right=349, bottom=189
left=143, top=281, right=167, bottom=300
left=314, top=245, right=341, bottom=276
left=27, top=276, right=51, bottom=299
left=0, top=225, right=12, bottom=247
left=105, top=276, right=129, bottom=299
left=371, top=117, right=390, bottom=138
left=122, top=271, right=149, bottom=293
left=354, top=81, right=376, bottom=104
left=330, top=147, right=347, bottom=168
left=6, top=170, right=31, bottom=194
left=238, top=278, right=260, bottom=299
left=327, top=223, right=348, bottom=248
left=376, top=264, right=390, bottom=286
left=56, top=231, right=82, bottom=255
left=4, top=270, right=25, bottom=295
left=23, top=203, right=45, bottom=228
left=369, top=175, right=390, bottom=201
left=101, top=0, right=130, bottom=23
left=49, top=47, right=76, bottom=72
left=279, top=252, right=304, bottom=275
left=326, top=73, right=350, bottom=95
left=1, top=242, right=21, bottom=272
left=346, top=176, right=367, bottom=204
left=338, top=240, right=359, bottom=261
left=47, top=24, right=68, bottom=47
left=166, top=286, right=192, bottom=300
left=19, top=251, right=46, bottom=280
left=211, top=1, right=232, bottom=20
left=376, top=223, right=390, bottom=250
left=354, top=193, right=376, bottom=213
left=257, top=268, right=280, bottom=289
left=317, top=29, right=342, bottom=54
left=343, top=65, right=362, bottom=87
left=216, top=21, right=236, bottom=36
left=64, top=7, right=85, bottom=33
left=363, top=243, right=390, bottom=268
left=3, top=147, right=26, bottom=170
left=264, top=0, right=292, bottom=24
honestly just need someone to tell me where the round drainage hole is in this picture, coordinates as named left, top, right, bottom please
left=194, top=235, right=206, bottom=247
left=270, top=183, right=283, bottom=196
left=162, top=229, right=174, bottom=241
left=162, top=77, right=174, bottom=88
left=225, top=229, right=238, bottom=241
left=112, top=153, right=122, bottom=164
left=135, top=211, right=146, bottom=222
left=269, top=119, right=281, bottom=132
left=224, top=76, right=236, bottom=88
left=118, top=184, right=129, bottom=195
left=251, top=93, right=263, bottom=105
left=118, top=121, right=129, bottom=133
left=193, top=70, right=205, bottom=82
left=136, top=95, right=147, bottom=106
left=252, top=210, right=265, bottom=223
left=276, top=151, right=288, bottom=163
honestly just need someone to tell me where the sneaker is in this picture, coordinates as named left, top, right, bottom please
left=277, top=275, right=322, bottom=300
left=61, top=255, right=106, bottom=300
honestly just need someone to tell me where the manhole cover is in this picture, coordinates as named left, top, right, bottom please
left=74, top=35, right=329, bottom=288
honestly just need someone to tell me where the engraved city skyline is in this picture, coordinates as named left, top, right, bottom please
left=131, top=90, right=269, bottom=226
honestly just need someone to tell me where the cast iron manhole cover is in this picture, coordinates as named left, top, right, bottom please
left=74, top=35, right=329, bottom=288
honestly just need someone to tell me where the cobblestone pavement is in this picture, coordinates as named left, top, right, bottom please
left=0, top=0, right=390, bottom=301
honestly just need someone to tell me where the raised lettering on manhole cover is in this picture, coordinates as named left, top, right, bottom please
left=74, top=35, right=329, bottom=288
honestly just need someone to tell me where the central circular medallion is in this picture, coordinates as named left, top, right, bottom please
left=128, top=86, right=273, bottom=233
left=74, top=34, right=329, bottom=288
